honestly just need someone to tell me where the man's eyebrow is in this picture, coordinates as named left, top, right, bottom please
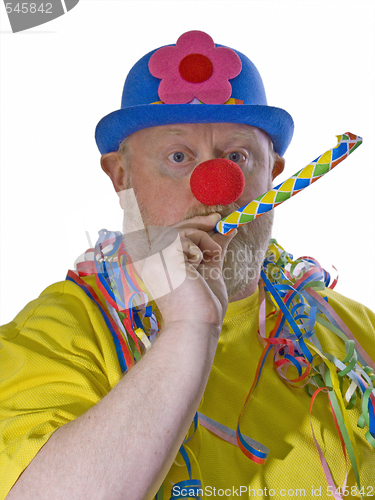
left=157, top=128, right=259, bottom=141
left=227, top=130, right=259, bottom=142
left=158, top=128, right=189, bottom=137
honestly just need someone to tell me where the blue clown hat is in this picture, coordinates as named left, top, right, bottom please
left=95, top=31, right=294, bottom=156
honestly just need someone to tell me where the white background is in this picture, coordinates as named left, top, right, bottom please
left=1, top=0, right=374, bottom=325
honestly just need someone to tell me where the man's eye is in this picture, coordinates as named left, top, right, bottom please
left=226, top=152, right=245, bottom=163
left=168, top=152, right=186, bottom=163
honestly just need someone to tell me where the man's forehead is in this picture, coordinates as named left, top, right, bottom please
left=129, top=123, right=267, bottom=144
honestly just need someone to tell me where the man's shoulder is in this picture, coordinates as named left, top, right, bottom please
left=317, top=286, right=375, bottom=326
left=0, top=274, right=107, bottom=342
left=0, top=273, right=122, bottom=390
left=315, top=286, right=375, bottom=363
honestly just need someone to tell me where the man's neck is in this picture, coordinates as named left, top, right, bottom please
left=228, top=273, right=260, bottom=303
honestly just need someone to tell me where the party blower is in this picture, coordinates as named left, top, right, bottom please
left=211, top=132, right=362, bottom=235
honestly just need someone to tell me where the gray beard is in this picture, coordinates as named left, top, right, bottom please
left=120, top=190, right=273, bottom=300
left=221, top=209, right=273, bottom=299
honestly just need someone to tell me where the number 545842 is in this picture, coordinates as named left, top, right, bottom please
left=5, top=3, right=53, bottom=14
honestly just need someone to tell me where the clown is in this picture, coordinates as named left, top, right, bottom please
left=1, top=30, right=374, bottom=500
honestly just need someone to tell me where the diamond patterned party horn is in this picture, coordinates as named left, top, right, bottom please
left=215, top=132, right=362, bottom=235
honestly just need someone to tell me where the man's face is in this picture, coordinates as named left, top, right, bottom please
left=124, top=123, right=273, bottom=226
left=114, top=123, right=280, bottom=299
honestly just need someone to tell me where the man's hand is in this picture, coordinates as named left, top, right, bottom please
left=141, top=213, right=237, bottom=331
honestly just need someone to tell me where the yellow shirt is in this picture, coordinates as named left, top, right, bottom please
left=0, top=275, right=374, bottom=500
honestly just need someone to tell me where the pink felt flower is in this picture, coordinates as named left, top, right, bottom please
left=148, top=30, right=242, bottom=104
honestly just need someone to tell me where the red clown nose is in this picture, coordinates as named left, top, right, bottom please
left=190, top=158, right=245, bottom=206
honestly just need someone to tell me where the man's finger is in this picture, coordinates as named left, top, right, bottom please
left=172, top=212, right=221, bottom=231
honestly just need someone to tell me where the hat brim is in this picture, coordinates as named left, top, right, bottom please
left=95, top=104, right=294, bottom=157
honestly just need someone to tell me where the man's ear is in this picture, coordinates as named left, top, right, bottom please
left=272, top=155, right=285, bottom=180
left=100, top=152, right=128, bottom=192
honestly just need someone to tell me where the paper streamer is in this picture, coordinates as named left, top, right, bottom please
left=215, top=132, right=362, bottom=235
left=238, top=240, right=375, bottom=496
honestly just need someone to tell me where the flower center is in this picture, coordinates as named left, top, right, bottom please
left=179, top=53, right=213, bottom=83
